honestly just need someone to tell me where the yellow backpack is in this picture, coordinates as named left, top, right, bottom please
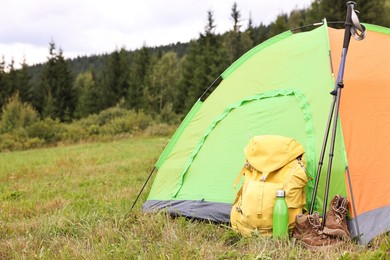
left=230, top=135, right=308, bottom=236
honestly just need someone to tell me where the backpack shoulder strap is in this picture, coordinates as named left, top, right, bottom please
left=233, top=161, right=250, bottom=190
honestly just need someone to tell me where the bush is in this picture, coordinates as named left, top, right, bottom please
left=0, top=133, right=24, bottom=151
left=60, top=124, right=89, bottom=143
left=99, top=110, right=152, bottom=136
left=0, top=104, right=174, bottom=151
left=0, top=129, right=44, bottom=152
left=0, top=94, right=39, bottom=133
left=76, top=114, right=99, bottom=128
left=26, top=118, right=65, bottom=143
left=71, top=114, right=101, bottom=137
left=144, top=123, right=177, bottom=136
left=24, top=137, right=45, bottom=149
left=95, top=106, right=129, bottom=126
left=156, top=103, right=182, bottom=125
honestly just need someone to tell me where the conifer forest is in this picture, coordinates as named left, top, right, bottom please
left=1, top=0, right=389, bottom=151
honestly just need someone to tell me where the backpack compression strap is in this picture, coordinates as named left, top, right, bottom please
left=233, top=158, right=306, bottom=191
left=233, top=161, right=271, bottom=190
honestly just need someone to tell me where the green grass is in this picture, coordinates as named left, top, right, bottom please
left=0, top=136, right=389, bottom=259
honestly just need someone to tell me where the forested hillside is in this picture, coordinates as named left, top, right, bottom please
left=1, top=0, right=389, bottom=151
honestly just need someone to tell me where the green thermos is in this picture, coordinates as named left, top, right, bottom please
left=273, top=189, right=289, bottom=239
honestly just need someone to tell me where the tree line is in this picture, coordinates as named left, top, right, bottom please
left=1, top=0, right=390, bottom=124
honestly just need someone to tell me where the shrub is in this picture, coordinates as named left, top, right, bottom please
left=60, top=123, right=89, bottom=143
left=76, top=114, right=99, bottom=128
left=96, top=106, right=129, bottom=126
left=26, top=118, right=65, bottom=143
left=24, top=137, right=45, bottom=149
left=0, top=103, right=174, bottom=151
left=0, top=94, right=39, bottom=133
left=0, top=129, right=44, bottom=152
left=144, top=123, right=177, bottom=136
left=156, top=103, right=182, bottom=125
left=99, top=110, right=152, bottom=136
left=0, top=133, right=24, bottom=151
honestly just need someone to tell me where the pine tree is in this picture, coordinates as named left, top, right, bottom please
left=7, top=59, right=18, bottom=96
left=250, top=23, right=270, bottom=45
left=128, top=46, right=153, bottom=110
left=97, top=47, right=131, bottom=110
left=0, top=56, right=8, bottom=109
left=305, top=0, right=390, bottom=27
left=35, top=41, right=76, bottom=121
left=15, top=58, right=32, bottom=103
left=247, top=12, right=256, bottom=46
left=288, top=9, right=306, bottom=30
left=225, top=3, right=254, bottom=64
left=231, top=2, right=242, bottom=33
left=177, top=41, right=200, bottom=114
left=268, top=14, right=289, bottom=37
left=354, top=0, right=390, bottom=27
left=74, top=70, right=100, bottom=118
left=179, top=10, right=229, bottom=113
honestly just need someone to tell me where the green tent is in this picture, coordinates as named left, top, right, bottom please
left=143, top=21, right=390, bottom=245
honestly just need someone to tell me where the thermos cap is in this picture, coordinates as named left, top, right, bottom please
left=276, top=190, right=286, bottom=197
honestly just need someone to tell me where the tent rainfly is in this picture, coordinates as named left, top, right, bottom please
left=142, top=20, right=390, bottom=245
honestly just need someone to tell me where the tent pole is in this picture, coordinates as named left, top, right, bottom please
left=199, top=76, right=222, bottom=101
left=346, top=166, right=362, bottom=243
left=130, top=166, right=156, bottom=211
left=130, top=69, right=221, bottom=211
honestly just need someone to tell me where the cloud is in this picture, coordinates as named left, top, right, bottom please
left=1, top=0, right=314, bottom=67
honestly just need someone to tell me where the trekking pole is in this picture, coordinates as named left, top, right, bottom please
left=309, top=89, right=337, bottom=214
left=308, top=2, right=366, bottom=224
left=322, top=1, right=366, bottom=228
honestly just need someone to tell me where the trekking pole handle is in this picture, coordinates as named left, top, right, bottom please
left=346, top=1, right=356, bottom=23
left=343, top=1, right=355, bottom=48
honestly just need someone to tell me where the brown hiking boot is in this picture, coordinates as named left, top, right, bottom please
left=293, top=212, right=341, bottom=250
left=323, top=195, right=351, bottom=240
left=292, top=214, right=312, bottom=239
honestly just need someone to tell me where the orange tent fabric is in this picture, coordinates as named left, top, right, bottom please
left=329, top=26, right=390, bottom=230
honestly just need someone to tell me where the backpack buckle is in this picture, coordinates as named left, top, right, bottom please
left=244, top=162, right=252, bottom=170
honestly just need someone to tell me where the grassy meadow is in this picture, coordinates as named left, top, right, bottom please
left=0, top=136, right=389, bottom=259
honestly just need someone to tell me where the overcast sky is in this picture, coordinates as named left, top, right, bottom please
left=1, top=0, right=314, bottom=68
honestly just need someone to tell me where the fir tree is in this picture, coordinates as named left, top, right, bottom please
left=305, top=0, right=390, bottom=27
left=180, top=10, right=229, bottom=113
left=230, top=2, right=242, bottom=33
left=97, top=47, right=131, bottom=109
left=15, top=58, right=32, bottom=103
left=128, top=45, right=152, bottom=110
left=35, top=41, right=76, bottom=121
left=7, top=59, right=18, bottom=97
left=0, top=56, right=9, bottom=108
left=225, top=3, right=253, bottom=64
left=247, top=12, right=257, bottom=46
left=268, top=14, right=289, bottom=37
left=74, top=70, right=100, bottom=118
